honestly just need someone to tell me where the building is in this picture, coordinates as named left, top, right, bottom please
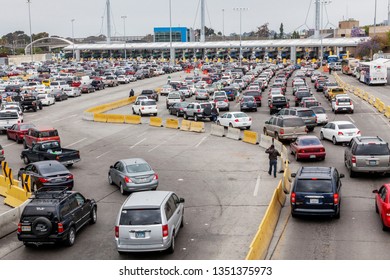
left=336, top=19, right=360, bottom=38
left=153, top=27, right=194, bottom=43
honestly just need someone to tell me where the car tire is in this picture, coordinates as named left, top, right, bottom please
left=229, top=123, right=233, bottom=128
left=6, top=133, right=11, bottom=140
left=184, top=113, right=188, bottom=120
left=16, top=136, right=21, bottom=144
left=275, top=132, right=280, bottom=141
left=154, top=113, right=157, bottom=116
left=39, top=104, right=43, bottom=110
left=295, top=152, right=299, bottom=162
left=167, top=233, right=175, bottom=254
left=291, top=212, right=297, bottom=218
left=194, top=115, right=199, bottom=122
left=31, top=217, right=52, bottom=237
left=176, top=111, right=180, bottom=117
left=139, top=110, right=143, bottom=117
left=23, top=156, right=30, bottom=165
left=334, top=204, right=341, bottom=219
left=246, top=126, right=250, bottom=130
left=320, top=132, right=324, bottom=140
left=90, top=207, right=97, bottom=224
left=332, top=136, right=338, bottom=145
left=263, top=128, right=268, bottom=136
left=65, top=227, right=76, bottom=247
left=119, top=182, right=127, bottom=195
left=108, top=173, right=114, bottom=185
left=382, top=219, right=388, bottom=231
left=132, top=108, right=136, bottom=114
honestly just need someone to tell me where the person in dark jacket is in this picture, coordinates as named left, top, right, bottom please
left=129, top=89, right=134, bottom=97
left=211, top=104, right=219, bottom=122
left=265, top=144, right=281, bottom=178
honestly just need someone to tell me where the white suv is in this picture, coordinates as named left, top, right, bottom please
left=132, top=99, right=158, bottom=116
left=332, top=94, right=354, bottom=114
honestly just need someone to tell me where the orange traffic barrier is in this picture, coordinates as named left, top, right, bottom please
left=242, top=131, right=259, bottom=145
left=106, top=114, right=125, bottom=123
left=4, top=183, right=31, bottom=208
left=189, top=121, right=205, bottom=133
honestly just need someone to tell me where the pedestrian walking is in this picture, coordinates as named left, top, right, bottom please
left=265, top=144, right=281, bottom=178
left=211, top=104, right=219, bottom=123
left=129, top=88, right=134, bottom=97
left=328, top=64, right=332, bottom=75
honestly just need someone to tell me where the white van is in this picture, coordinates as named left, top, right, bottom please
left=80, top=75, right=92, bottom=85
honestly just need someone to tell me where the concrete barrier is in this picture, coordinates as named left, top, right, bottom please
left=369, top=95, right=376, bottom=105
left=124, top=115, right=141, bottom=124
left=94, top=113, right=108, bottom=123
left=242, top=130, right=259, bottom=145
left=0, top=199, right=30, bottom=239
left=165, top=118, right=179, bottom=129
left=375, top=98, right=381, bottom=109
left=180, top=120, right=191, bottom=131
left=4, top=184, right=31, bottom=208
left=259, top=134, right=274, bottom=149
left=363, top=92, right=369, bottom=101
left=83, top=111, right=94, bottom=121
left=106, top=114, right=125, bottom=124
left=378, top=101, right=386, bottom=113
left=385, top=106, right=390, bottom=118
left=0, top=176, right=11, bottom=197
left=189, top=121, right=205, bottom=133
left=149, top=117, right=163, bottom=127
left=210, top=124, right=225, bottom=137
left=226, top=127, right=241, bottom=140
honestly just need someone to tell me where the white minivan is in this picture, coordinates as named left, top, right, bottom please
left=132, top=99, right=158, bottom=116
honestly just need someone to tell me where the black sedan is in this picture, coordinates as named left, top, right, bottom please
left=240, top=96, right=257, bottom=112
left=52, top=90, right=68, bottom=101
left=91, top=80, right=105, bottom=90
left=80, top=84, right=96, bottom=94
left=18, top=160, right=74, bottom=191
left=169, top=102, right=189, bottom=117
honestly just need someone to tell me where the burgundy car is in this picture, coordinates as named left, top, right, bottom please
left=290, top=135, right=326, bottom=161
left=6, top=123, right=36, bottom=144
left=373, top=184, right=390, bottom=231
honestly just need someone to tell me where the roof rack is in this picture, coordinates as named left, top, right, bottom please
left=34, top=186, right=70, bottom=199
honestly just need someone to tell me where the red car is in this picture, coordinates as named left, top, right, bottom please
left=290, top=135, right=326, bottom=161
left=6, top=123, right=36, bottom=144
left=373, top=184, right=390, bottom=231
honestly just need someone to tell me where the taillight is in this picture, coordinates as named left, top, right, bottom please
left=58, top=223, right=64, bottom=233
left=141, top=107, right=145, bottom=110
left=319, top=148, right=325, bottom=152
left=280, top=129, right=285, bottom=135
left=224, top=99, right=228, bottom=103
left=286, top=103, right=289, bottom=108
left=234, top=119, right=239, bottom=122
left=115, top=226, right=119, bottom=238
left=299, top=149, right=305, bottom=153
left=124, top=176, right=132, bottom=183
left=162, top=224, right=169, bottom=237
left=295, top=97, right=298, bottom=101
left=67, top=174, right=74, bottom=180
left=351, top=156, right=356, bottom=163
left=56, top=156, right=60, bottom=160
left=153, top=173, right=158, bottom=180
left=333, top=193, right=339, bottom=205
left=357, top=130, right=361, bottom=135
left=197, top=109, right=201, bottom=113
left=305, top=127, right=308, bottom=132
left=338, top=131, right=344, bottom=135
left=336, top=101, right=339, bottom=105
left=17, top=223, right=21, bottom=233
left=38, top=177, right=49, bottom=183
left=291, top=192, right=296, bottom=203
left=1, top=150, right=3, bottom=155
left=269, top=104, right=273, bottom=108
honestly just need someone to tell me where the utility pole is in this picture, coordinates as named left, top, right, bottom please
left=222, top=9, right=225, bottom=40
left=315, top=0, right=320, bottom=38
left=106, top=0, right=111, bottom=44
left=169, top=0, right=174, bottom=65
left=233, top=7, right=248, bottom=67
left=71, top=19, right=75, bottom=60
left=27, top=0, right=33, bottom=62
left=200, top=0, right=205, bottom=42
left=121, top=16, right=127, bottom=60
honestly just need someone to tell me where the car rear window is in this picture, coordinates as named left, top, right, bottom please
left=39, top=163, right=68, bottom=174
left=355, top=144, right=390, bottom=156
left=38, top=130, right=59, bottom=137
left=283, top=118, right=305, bottom=127
left=201, top=103, right=212, bottom=109
left=297, top=110, right=315, bottom=117
left=233, top=113, right=247, bottom=118
left=300, top=138, right=321, bottom=145
left=244, top=91, right=260, bottom=97
left=23, top=206, right=56, bottom=217
left=273, top=96, right=286, bottom=102
left=169, top=94, right=180, bottom=99
left=297, top=92, right=310, bottom=98
left=126, top=163, right=151, bottom=173
left=120, top=209, right=162, bottom=225
left=0, top=112, right=18, bottom=118
left=295, top=179, right=333, bottom=193
left=312, top=107, right=325, bottom=114
left=338, top=98, right=350, bottom=103
left=338, top=124, right=356, bottom=129
left=142, top=100, right=156, bottom=106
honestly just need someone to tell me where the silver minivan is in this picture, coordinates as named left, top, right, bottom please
left=115, top=191, right=185, bottom=254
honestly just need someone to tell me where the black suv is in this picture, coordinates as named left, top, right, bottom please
left=91, top=80, right=105, bottom=90
left=21, top=95, right=43, bottom=112
left=140, top=89, right=159, bottom=101
left=18, top=190, right=97, bottom=246
left=269, top=95, right=289, bottom=114
left=291, top=167, right=344, bottom=219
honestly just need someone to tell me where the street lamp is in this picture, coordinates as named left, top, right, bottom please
left=233, top=7, right=248, bottom=67
left=320, top=0, right=331, bottom=67
left=121, top=15, right=127, bottom=60
left=27, top=0, right=33, bottom=62
left=169, top=0, right=174, bottom=65
left=71, top=19, right=75, bottom=60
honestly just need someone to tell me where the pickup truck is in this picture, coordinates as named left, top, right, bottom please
left=21, top=95, right=43, bottom=112
left=21, top=140, right=80, bottom=167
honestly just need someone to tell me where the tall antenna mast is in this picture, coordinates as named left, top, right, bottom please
left=200, top=0, right=205, bottom=42
left=106, top=0, right=111, bottom=43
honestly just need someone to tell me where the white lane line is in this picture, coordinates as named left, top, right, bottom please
left=130, top=138, right=146, bottom=149
left=3, top=142, right=16, bottom=148
left=52, top=114, right=78, bottom=123
left=64, top=137, right=87, bottom=148
left=96, top=151, right=110, bottom=159
left=137, top=131, right=148, bottom=138
left=347, top=115, right=355, bottom=123
left=194, top=136, right=208, bottom=148
left=148, top=132, right=178, bottom=153
left=253, top=174, right=261, bottom=196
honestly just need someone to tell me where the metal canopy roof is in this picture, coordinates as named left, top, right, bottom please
left=63, top=37, right=370, bottom=51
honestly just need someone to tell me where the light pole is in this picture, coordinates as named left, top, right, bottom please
left=27, top=0, right=33, bottom=62
left=233, top=7, right=248, bottom=67
left=169, top=0, right=174, bottom=65
left=222, top=9, right=225, bottom=40
left=374, top=0, right=377, bottom=37
left=320, top=0, right=331, bottom=67
left=71, top=19, right=75, bottom=60
left=121, top=15, right=127, bottom=60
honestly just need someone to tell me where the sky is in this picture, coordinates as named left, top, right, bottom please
left=1, top=0, right=389, bottom=39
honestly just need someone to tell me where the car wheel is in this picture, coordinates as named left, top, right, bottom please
left=90, top=207, right=97, bottom=224
left=6, top=133, right=11, bottom=140
left=320, top=132, right=324, bottom=140
left=332, top=136, right=338, bottom=145
left=16, top=136, right=21, bottom=143
left=263, top=128, right=268, bottom=136
left=180, top=214, right=184, bottom=228
left=139, top=110, right=143, bottom=117
left=334, top=206, right=340, bottom=219
left=39, top=104, right=43, bottom=110
left=349, top=167, right=356, bottom=178
left=382, top=219, right=388, bottom=231
left=167, top=233, right=175, bottom=254
left=23, top=156, right=30, bottom=165
left=194, top=115, right=198, bottom=122
left=295, top=152, right=299, bottom=162
left=246, top=126, right=250, bottom=130
left=132, top=108, right=136, bottom=114
left=229, top=123, right=233, bottom=128
left=65, top=227, right=76, bottom=247
left=275, top=132, right=280, bottom=141
left=119, top=182, right=127, bottom=195
left=108, top=173, right=114, bottom=185
left=184, top=113, right=188, bottom=120
left=176, top=111, right=180, bottom=117
left=291, top=212, right=297, bottom=218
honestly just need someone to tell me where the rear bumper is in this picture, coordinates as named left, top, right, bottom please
left=124, top=181, right=158, bottom=192
left=18, top=232, right=67, bottom=243
left=291, top=206, right=338, bottom=216
left=335, top=107, right=353, bottom=113
left=351, top=166, right=390, bottom=173
left=116, top=238, right=171, bottom=252
left=296, top=152, right=326, bottom=159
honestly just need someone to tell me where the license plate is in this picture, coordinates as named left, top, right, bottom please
left=342, top=108, right=347, bottom=110
left=348, top=133, right=353, bottom=136
left=310, top=199, right=319, bottom=204
left=138, top=178, right=148, bottom=182
left=242, top=123, right=247, bottom=125
left=22, top=226, right=31, bottom=232
left=369, top=160, right=377, bottom=166
left=310, top=155, right=316, bottom=158
left=135, top=232, right=145, bottom=238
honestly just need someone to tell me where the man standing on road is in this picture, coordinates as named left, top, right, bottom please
left=328, top=64, right=332, bottom=75
left=211, top=104, right=219, bottom=123
left=129, top=88, right=134, bottom=97
left=265, top=144, right=281, bottom=178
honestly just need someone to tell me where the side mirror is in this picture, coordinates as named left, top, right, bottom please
left=291, top=173, right=296, bottom=178
left=373, top=190, right=379, bottom=194
left=19, top=167, right=25, bottom=171
left=180, top=198, right=185, bottom=203
left=265, top=121, right=269, bottom=124
left=109, top=165, right=114, bottom=169
left=339, top=174, right=345, bottom=179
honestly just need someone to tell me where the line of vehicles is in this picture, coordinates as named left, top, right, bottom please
left=341, top=57, right=388, bottom=85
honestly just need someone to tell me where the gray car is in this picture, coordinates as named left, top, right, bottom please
left=344, top=136, right=390, bottom=177
left=115, top=191, right=185, bottom=253
left=263, top=115, right=307, bottom=141
left=108, top=158, right=158, bottom=195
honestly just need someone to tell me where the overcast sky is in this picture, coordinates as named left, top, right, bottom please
left=2, top=0, right=389, bottom=38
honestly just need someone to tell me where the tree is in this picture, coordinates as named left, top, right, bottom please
left=32, top=32, right=49, bottom=41
left=255, top=23, right=270, bottom=39
left=355, top=37, right=382, bottom=58
left=291, top=31, right=300, bottom=39
left=1, top=31, right=30, bottom=45
left=279, top=23, right=284, bottom=39
left=273, top=33, right=278, bottom=39
left=194, top=26, right=216, bottom=38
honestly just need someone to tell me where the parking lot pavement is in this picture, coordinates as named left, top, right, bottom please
left=0, top=196, right=11, bottom=214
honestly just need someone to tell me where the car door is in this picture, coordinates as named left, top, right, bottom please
left=378, top=186, right=387, bottom=218
left=344, top=139, right=355, bottom=167
left=74, top=193, right=91, bottom=226
left=133, top=101, right=140, bottom=112
left=166, top=195, right=179, bottom=235
left=8, top=124, right=17, bottom=140
left=290, top=138, right=299, bottom=154
left=111, top=161, right=122, bottom=185
left=29, top=144, right=42, bottom=162
left=66, top=195, right=85, bottom=231
left=324, top=123, right=334, bottom=140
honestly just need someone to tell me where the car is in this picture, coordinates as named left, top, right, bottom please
left=327, top=87, right=345, bottom=100
left=166, top=91, right=183, bottom=109
left=108, top=158, right=158, bottom=195
left=294, top=90, right=312, bottom=106
left=290, top=166, right=344, bottom=219
left=183, top=102, right=213, bottom=122
left=115, top=191, right=184, bottom=253
left=80, top=84, right=95, bottom=94
left=373, top=184, right=390, bottom=231
left=211, top=91, right=228, bottom=101
left=290, top=135, right=326, bottom=161
left=63, top=87, right=81, bottom=98
left=178, top=86, right=191, bottom=98
left=160, top=85, right=173, bottom=96
left=17, top=190, right=97, bottom=246
left=52, top=90, right=68, bottom=101
left=213, top=96, right=230, bottom=111
left=278, top=107, right=317, bottom=132
left=37, top=93, right=56, bottom=105
left=6, top=123, right=36, bottom=143
left=263, top=115, right=307, bottom=141
left=269, top=95, right=289, bottom=114
left=242, top=90, right=262, bottom=107
left=0, top=110, right=23, bottom=133
left=311, top=106, right=328, bottom=125
left=23, top=127, right=60, bottom=149
left=0, top=144, right=4, bottom=162
left=301, top=99, right=320, bottom=108
left=132, top=99, right=158, bottom=116
left=20, top=95, right=43, bottom=111
left=320, top=121, right=361, bottom=145
left=195, top=89, right=209, bottom=100
left=169, top=101, right=189, bottom=117
left=140, top=89, right=159, bottom=102
left=331, top=94, right=354, bottom=113
left=91, top=80, right=105, bottom=90
left=104, top=75, right=119, bottom=87
left=117, top=75, right=130, bottom=84
left=344, top=136, right=390, bottom=178
left=18, top=160, right=74, bottom=191
left=222, top=87, right=238, bottom=101
left=217, top=112, right=252, bottom=129
left=240, top=96, right=257, bottom=112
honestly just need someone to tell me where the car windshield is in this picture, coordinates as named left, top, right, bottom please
left=125, top=163, right=151, bottom=173
left=300, top=138, right=321, bottom=146
left=0, top=112, right=18, bottom=118
left=297, top=110, right=315, bottom=117
left=295, top=179, right=333, bottom=193
left=354, top=144, right=390, bottom=156
left=283, top=118, right=305, bottom=127
left=120, top=209, right=161, bottom=225
left=312, top=107, right=326, bottom=114
left=338, top=124, right=356, bottom=130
